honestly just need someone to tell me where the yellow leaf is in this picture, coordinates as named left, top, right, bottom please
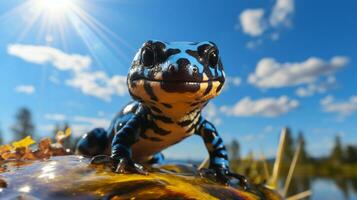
left=56, top=128, right=71, bottom=142
left=0, top=145, right=12, bottom=154
left=12, top=136, right=35, bottom=149
left=64, top=127, right=72, bottom=137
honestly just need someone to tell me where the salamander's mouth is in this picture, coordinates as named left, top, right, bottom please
left=130, top=78, right=224, bottom=93
left=130, top=77, right=224, bottom=84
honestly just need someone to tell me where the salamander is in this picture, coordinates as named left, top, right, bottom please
left=76, top=40, right=246, bottom=185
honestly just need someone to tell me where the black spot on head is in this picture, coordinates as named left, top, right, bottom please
left=143, top=41, right=181, bottom=65
left=186, top=44, right=221, bottom=79
left=176, top=58, right=190, bottom=69
left=197, top=44, right=211, bottom=58
left=165, top=48, right=180, bottom=59
left=186, top=50, right=201, bottom=65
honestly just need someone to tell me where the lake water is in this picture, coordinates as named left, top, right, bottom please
left=311, top=178, right=357, bottom=200
left=286, top=177, right=357, bottom=200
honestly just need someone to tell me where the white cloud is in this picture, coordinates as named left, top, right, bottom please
left=44, top=113, right=67, bottom=121
left=295, top=76, right=336, bottom=97
left=228, top=76, right=242, bottom=87
left=320, top=95, right=357, bottom=118
left=66, top=71, right=127, bottom=101
left=8, top=44, right=128, bottom=102
left=238, top=0, right=294, bottom=43
left=40, top=114, right=111, bottom=137
left=71, top=116, right=111, bottom=136
left=221, top=96, right=299, bottom=117
left=269, top=0, right=294, bottom=27
left=239, top=9, right=266, bottom=36
left=14, top=85, right=35, bottom=94
left=224, top=76, right=242, bottom=91
left=72, top=116, right=110, bottom=128
left=222, top=76, right=242, bottom=92
left=248, top=56, right=349, bottom=89
left=7, top=44, right=91, bottom=72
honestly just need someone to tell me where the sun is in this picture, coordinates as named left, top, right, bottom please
left=33, top=0, right=74, bottom=20
left=6, top=0, right=128, bottom=68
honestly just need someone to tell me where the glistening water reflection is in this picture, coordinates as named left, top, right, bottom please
left=282, top=177, right=357, bottom=200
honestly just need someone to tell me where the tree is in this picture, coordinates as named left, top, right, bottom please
left=12, top=107, right=35, bottom=140
left=52, top=123, right=61, bottom=138
left=62, top=122, right=73, bottom=149
left=228, top=139, right=240, bottom=161
left=283, top=127, right=295, bottom=163
left=297, top=131, right=309, bottom=163
left=0, top=123, right=3, bottom=145
left=330, top=135, right=343, bottom=164
left=345, top=145, right=357, bottom=163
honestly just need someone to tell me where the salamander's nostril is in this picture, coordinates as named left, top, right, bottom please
left=192, top=66, right=198, bottom=76
left=168, top=64, right=176, bottom=73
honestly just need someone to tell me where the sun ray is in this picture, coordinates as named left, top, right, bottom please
left=1, top=0, right=133, bottom=93
left=0, top=1, right=32, bottom=22
left=72, top=7, right=132, bottom=62
left=69, top=5, right=132, bottom=63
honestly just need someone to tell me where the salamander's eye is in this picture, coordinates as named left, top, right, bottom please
left=208, top=49, right=219, bottom=67
left=141, top=46, right=156, bottom=66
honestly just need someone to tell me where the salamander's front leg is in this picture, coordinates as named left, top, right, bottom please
left=197, top=119, right=247, bottom=188
left=91, top=107, right=147, bottom=175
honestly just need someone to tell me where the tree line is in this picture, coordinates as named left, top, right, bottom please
left=227, top=127, right=357, bottom=165
left=0, top=107, right=77, bottom=150
left=1, top=107, right=356, bottom=165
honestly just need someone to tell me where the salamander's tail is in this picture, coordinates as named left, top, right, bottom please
left=76, top=128, right=111, bottom=157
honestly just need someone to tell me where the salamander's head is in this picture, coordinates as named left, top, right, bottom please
left=127, top=40, right=225, bottom=111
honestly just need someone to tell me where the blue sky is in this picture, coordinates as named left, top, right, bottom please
left=0, top=0, right=356, bottom=160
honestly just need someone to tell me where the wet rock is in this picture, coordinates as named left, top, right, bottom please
left=0, top=155, right=282, bottom=200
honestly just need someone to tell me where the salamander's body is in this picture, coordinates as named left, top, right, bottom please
left=77, top=41, right=241, bottom=183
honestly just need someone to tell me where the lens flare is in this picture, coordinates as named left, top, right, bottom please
left=0, top=0, right=132, bottom=80
left=33, top=0, right=74, bottom=20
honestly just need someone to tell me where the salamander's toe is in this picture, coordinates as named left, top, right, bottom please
left=90, top=155, right=113, bottom=165
left=114, top=158, right=148, bottom=175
